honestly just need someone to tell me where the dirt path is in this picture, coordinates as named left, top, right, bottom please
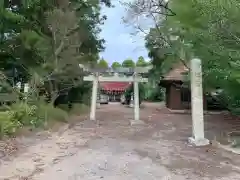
left=1, top=103, right=240, bottom=180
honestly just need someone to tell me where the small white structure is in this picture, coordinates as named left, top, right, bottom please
left=16, top=82, right=21, bottom=90
left=24, top=83, right=29, bottom=93
left=188, top=58, right=209, bottom=146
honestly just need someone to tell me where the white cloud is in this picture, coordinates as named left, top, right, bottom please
left=100, top=0, right=149, bottom=63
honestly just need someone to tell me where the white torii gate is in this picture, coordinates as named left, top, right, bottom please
left=83, top=68, right=149, bottom=125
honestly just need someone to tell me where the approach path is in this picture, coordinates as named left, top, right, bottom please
left=0, top=102, right=240, bottom=180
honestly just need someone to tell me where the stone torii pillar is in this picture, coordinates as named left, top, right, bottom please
left=130, top=72, right=145, bottom=125
left=188, top=58, right=209, bottom=146
left=134, top=73, right=140, bottom=119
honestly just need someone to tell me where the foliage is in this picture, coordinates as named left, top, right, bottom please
left=69, top=103, right=89, bottom=115
left=98, top=59, right=109, bottom=68
left=122, top=58, right=135, bottom=68
left=125, top=0, right=240, bottom=113
left=136, top=56, right=148, bottom=67
left=146, top=87, right=164, bottom=102
left=0, top=101, right=69, bottom=138
left=124, top=83, right=145, bottom=105
left=111, top=62, right=121, bottom=69
left=0, top=111, right=22, bottom=136
left=165, top=0, right=240, bottom=113
left=0, top=0, right=110, bottom=137
left=1, top=0, right=111, bottom=96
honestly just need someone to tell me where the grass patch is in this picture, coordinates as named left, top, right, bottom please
left=0, top=102, right=68, bottom=138
left=69, top=103, right=89, bottom=115
left=0, top=102, right=89, bottom=138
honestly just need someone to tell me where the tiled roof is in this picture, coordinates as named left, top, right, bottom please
left=163, top=62, right=189, bottom=81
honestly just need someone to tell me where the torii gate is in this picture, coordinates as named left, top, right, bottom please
left=81, top=66, right=151, bottom=125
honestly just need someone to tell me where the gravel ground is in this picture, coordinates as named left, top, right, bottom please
left=0, top=102, right=240, bottom=180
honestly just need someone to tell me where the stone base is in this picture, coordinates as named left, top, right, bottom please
left=129, top=104, right=134, bottom=108
left=130, top=120, right=145, bottom=125
left=188, top=137, right=210, bottom=146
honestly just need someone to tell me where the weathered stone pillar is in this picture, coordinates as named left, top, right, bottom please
left=131, top=73, right=144, bottom=125
left=90, top=74, right=98, bottom=120
left=134, top=74, right=140, bottom=121
left=188, top=58, right=209, bottom=146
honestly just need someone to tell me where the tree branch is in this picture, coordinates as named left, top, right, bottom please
left=55, top=41, right=64, bottom=56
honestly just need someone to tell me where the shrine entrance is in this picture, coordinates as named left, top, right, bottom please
left=79, top=65, right=151, bottom=125
left=108, top=93, right=120, bottom=102
left=99, top=82, right=131, bottom=102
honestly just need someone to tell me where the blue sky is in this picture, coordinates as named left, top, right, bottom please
left=99, top=0, right=149, bottom=65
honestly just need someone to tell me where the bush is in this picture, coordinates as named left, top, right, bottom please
left=0, top=102, right=68, bottom=138
left=69, top=103, right=89, bottom=115
left=124, top=83, right=144, bottom=105
left=9, top=102, right=38, bottom=126
left=0, top=111, right=22, bottom=137
left=57, top=104, right=70, bottom=112
left=36, top=103, right=68, bottom=123
left=0, top=96, right=90, bottom=138
left=147, top=87, right=164, bottom=102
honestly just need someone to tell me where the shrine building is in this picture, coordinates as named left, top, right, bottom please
left=159, top=63, right=208, bottom=110
left=99, top=82, right=132, bottom=102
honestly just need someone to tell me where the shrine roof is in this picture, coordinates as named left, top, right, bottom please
left=162, top=62, right=189, bottom=81
left=99, top=82, right=131, bottom=91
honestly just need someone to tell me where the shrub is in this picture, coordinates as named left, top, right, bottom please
left=0, top=101, right=69, bottom=138
left=0, top=111, right=22, bottom=137
left=69, top=103, right=89, bottom=115
left=57, top=104, right=70, bottom=112
left=0, top=90, right=91, bottom=138
left=36, top=103, right=68, bottom=123
left=147, top=87, right=164, bottom=102
left=9, top=102, right=37, bottom=126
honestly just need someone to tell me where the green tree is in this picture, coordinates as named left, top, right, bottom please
left=136, top=56, right=148, bottom=67
left=125, top=0, right=240, bottom=112
left=124, top=83, right=145, bottom=105
left=1, top=0, right=112, bottom=104
left=166, top=0, right=240, bottom=112
left=143, top=0, right=240, bottom=112
left=0, top=0, right=114, bottom=136
left=122, top=58, right=135, bottom=68
left=98, top=59, right=109, bottom=68
left=111, top=62, right=121, bottom=69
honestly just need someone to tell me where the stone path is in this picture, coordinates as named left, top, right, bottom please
left=0, top=103, right=240, bottom=180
